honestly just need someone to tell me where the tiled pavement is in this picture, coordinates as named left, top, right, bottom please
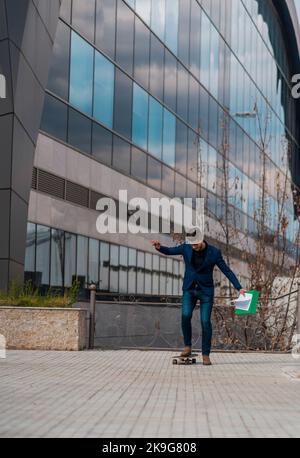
left=0, top=350, right=300, bottom=438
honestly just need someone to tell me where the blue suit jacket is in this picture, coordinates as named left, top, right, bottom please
left=158, top=242, right=242, bottom=296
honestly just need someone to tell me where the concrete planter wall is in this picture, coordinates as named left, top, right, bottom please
left=0, top=307, right=88, bottom=351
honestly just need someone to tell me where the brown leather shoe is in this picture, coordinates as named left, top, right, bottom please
left=180, top=346, right=192, bottom=357
left=203, top=355, right=212, bottom=366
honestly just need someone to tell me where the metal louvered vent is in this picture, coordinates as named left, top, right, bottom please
left=90, top=190, right=105, bottom=210
left=38, top=169, right=65, bottom=199
left=66, top=181, right=89, bottom=208
left=32, top=167, right=37, bottom=190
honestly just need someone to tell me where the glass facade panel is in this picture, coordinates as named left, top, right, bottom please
left=47, top=21, right=70, bottom=100
left=95, top=0, right=116, bottom=59
left=132, top=83, right=149, bottom=150
left=164, top=49, right=177, bottom=112
left=69, top=31, right=94, bottom=116
left=92, top=123, right=113, bottom=166
left=99, top=242, right=109, bottom=290
left=36, top=225, right=51, bottom=287
left=134, top=16, right=150, bottom=89
left=113, top=135, right=131, bottom=175
left=128, top=248, right=137, bottom=294
left=88, top=238, right=99, bottom=284
left=72, top=0, right=95, bottom=42
left=94, top=51, right=114, bottom=128
left=41, top=94, right=67, bottom=142
left=109, top=245, right=119, bottom=292
left=131, top=147, right=147, bottom=182
left=64, top=232, right=76, bottom=287
left=24, top=223, right=35, bottom=275
left=165, top=0, right=179, bottom=55
left=148, top=97, right=163, bottom=159
left=151, top=0, right=165, bottom=41
left=51, top=229, right=65, bottom=287
left=163, top=108, right=176, bottom=167
left=116, top=0, right=135, bottom=75
left=114, top=69, right=133, bottom=139
left=149, top=34, right=164, bottom=101
left=68, top=108, right=92, bottom=154
left=76, top=235, right=88, bottom=287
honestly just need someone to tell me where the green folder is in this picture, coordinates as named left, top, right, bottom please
left=235, top=290, right=259, bottom=316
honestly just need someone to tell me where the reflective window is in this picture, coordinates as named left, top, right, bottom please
left=76, top=236, right=88, bottom=287
left=147, top=156, right=162, bottom=190
left=51, top=229, right=65, bottom=287
left=99, top=242, right=109, bottom=290
left=25, top=223, right=36, bottom=275
left=149, top=34, right=164, bottom=101
left=164, top=49, right=177, bottom=112
left=137, top=251, right=145, bottom=294
left=165, top=0, right=179, bottom=55
left=94, top=51, right=114, bottom=128
left=72, top=0, right=95, bottom=43
left=210, top=23, right=219, bottom=99
left=151, top=0, right=165, bottom=41
left=119, top=246, right=128, bottom=293
left=64, top=232, right=76, bottom=287
left=145, top=253, right=152, bottom=294
left=136, top=0, right=151, bottom=25
left=189, top=0, right=201, bottom=80
left=47, top=21, right=70, bottom=100
left=152, top=255, right=159, bottom=294
left=92, top=123, right=113, bottom=166
left=177, top=64, right=189, bottom=121
left=95, top=0, right=116, bottom=59
left=189, top=76, right=199, bottom=131
left=159, top=257, right=167, bottom=294
left=68, top=108, right=92, bottom=154
left=199, top=85, right=209, bottom=142
left=163, top=108, right=176, bottom=167
left=36, top=225, right=50, bottom=287
left=166, top=258, right=173, bottom=295
left=187, top=129, right=198, bottom=183
left=200, top=11, right=211, bottom=90
left=69, top=31, right=94, bottom=116
left=41, top=94, right=67, bottom=142
left=132, top=83, right=149, bottom=150
left=116, top=0, right=134, bottom=75
left=114, top=69, right=133, bottom=139
left=88, top=239, right=99, bottom=284
left=175, top=173, right=186, bottom=198
left=131, top=147, right=147, bottom=182
left=128, top=248, right=137, bottom=294
left=148, top=97, right=163, bottom=159
left=134, top=16, right=150, bottom=90
left=113, top=135, right=131, bottom=175
left=162, top=165, right=175, bottom=196
left=178, top=0, right=190, bottom=67
left=175, top=119, right=188, bottom=175
left=109, top=245, right=119, bottom=292
left=60, top=0, right=72, bottom=22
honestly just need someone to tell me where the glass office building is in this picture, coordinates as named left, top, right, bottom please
left=23, top=0, right=300, bottom=295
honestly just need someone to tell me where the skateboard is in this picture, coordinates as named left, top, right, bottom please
left=172, top=354, right=198, bottom=365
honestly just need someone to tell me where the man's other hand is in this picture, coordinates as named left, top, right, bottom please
left=239, top=288, right=247, bottom=296
left=151, top=240, right=161, bottom=250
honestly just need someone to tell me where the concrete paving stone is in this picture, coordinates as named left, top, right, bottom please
left=0, top=350, right=300, bottom=438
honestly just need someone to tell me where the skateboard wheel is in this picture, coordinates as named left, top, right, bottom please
left=172, top=359, right=178, bottom=365
left=192, top=358, right=196, bottom=364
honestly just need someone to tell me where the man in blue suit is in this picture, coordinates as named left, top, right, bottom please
left=151, top=235, right=246, bottom=365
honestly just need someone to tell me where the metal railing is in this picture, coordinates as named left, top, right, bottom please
left=88, top=283, right=300, bottom=349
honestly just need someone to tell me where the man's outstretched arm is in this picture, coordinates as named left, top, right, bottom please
left=151, top=240, right=184, bottom=256
left=216, top=249, right=246, bottom=294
